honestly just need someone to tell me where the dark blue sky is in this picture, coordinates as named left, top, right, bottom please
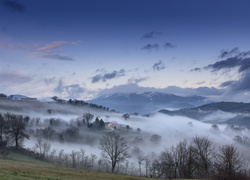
left=0, top=0, right=250, bottom=101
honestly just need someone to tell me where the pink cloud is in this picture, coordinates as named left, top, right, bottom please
left=37, top=41, right=69, bottom=51
left=35, top=54, right=74, bottom=61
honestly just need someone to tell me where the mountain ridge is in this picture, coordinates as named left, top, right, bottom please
left=88, top=91, right=209, bottom=114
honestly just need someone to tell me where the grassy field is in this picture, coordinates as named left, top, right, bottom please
left=0, top=152, right=199, bottom=180
left=0, top=151, right=153, bottom=180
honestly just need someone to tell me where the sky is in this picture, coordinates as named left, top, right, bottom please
left=0, top=0, right=250, bottom=102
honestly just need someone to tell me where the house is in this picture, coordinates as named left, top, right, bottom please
left=105, top=121, right=120, bottom=130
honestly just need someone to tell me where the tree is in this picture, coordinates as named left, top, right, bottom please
left=132, top=146, right=145, bottom=176
left=99, top=132, right=130, bottom=173
left=192, top=136, right=215, bottom=178
left=0, top=93, right=7, bottom=98
left=83, top=113, right=94, bottom=125
left=126, top=125, right=130, bottom=132
left=150, top=134, right=161, bottom=144
left=122, top=113, right=130, bottom=120
left=0, top=113, right=8, bottom=147
left=214, top=144, right=245, bottom=180
left=70, top=150, right=78, bottom=168
left=6, top=114, right=29, bottom=149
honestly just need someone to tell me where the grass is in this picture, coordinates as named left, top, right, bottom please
left=0, top=152, right=155, bottom=180
left=0, top=152, right=200, bottom=180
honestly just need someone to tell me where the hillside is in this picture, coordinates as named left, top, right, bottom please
left=0, top=97, right=109, bottom=118
left=0, top=149, right=159, bottom=180
left=88, top=92, right=208, bottom=114
left=159, top=102, right=250, bottom=126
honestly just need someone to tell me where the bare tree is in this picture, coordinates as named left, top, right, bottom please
left=79, top=148, right=86, bottom=169
left=132, top=146, right=144, bottom=176
left=35, top=135, right=43, bottom=154
left=214, top=144, right=245, bottom=180
left=57, top=149, right=64, bottom=165
left=174, top=140, right=196, bottom=179
left=192, top=136, right=215, bottom=178
left=99, top=132, right=130, bottom=173
left=70, top=150, right=78, bottom=168
left=5, top=114, right=29, bottom=149
left=144, top=155, right=151, bottom=177
left=42, top=141, right=51, bottom=159
left=91, top=154, right=97, bottom=170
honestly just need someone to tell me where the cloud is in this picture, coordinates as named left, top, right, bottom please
left=91, top=69, right=125, bottom=83
left=142, top=43, right=160, bottom=50
left=32, top=41, right=80, bottom=61
left=153, top=60, right=166, bottom=71
left=37, top=41, right=69, bottom=51
left=0, top=71, right=32, bottom=84
left=219, top=48, right=240, bottom=58
left=128, top=77, right=148, bottom=84
left=141, top=31, right=163, bottom=39
left=205, top=57, right=240, bottom=71
left=205, top=49, right=250, bottom=73
left=196, top=81, right=205, bottom=85
left=1, top=0, right=25, bottom=12
left=190, top=68, right=201, bottom=72
left=227, top=72, right=250, bottom=92
left=36, top=54, right=74, bottom=61
left=142, top=42, right=176, bottom=50
left=54, top=79, right=86, bottom=99
left=163, top=42, right=175, bottom=48
left=218, top=72, right=250, bottom=102
left=220, top=80, right=236, bottom=88
left=91, top=75, right=102, bottom=83
left=44, top=77, right=56, bottom=85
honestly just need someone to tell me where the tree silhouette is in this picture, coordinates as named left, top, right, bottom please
left=99, top=132, right=130, bottom=173
left=6, top=114, right=29, bottom=149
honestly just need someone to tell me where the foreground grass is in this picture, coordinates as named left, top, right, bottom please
left=0, top=152, right=156, bottom=180
left=0, top=152, right=199, bottom=180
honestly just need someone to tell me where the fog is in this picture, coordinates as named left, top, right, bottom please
left=22, top=110, right=249, bottom=159
left=1, top=99, right=250, bottom=177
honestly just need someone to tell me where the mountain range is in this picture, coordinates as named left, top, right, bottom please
left=87, top=92, right=209, bottom=114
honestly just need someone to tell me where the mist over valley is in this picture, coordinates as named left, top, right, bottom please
left=0, top=93, right=250, bottom=179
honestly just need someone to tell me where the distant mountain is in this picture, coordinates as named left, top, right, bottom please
left=159, top=102, right=250, bottom=126
left=88, top=92, right=208, bottom=114
left=8, top=94, right=28, bottom=100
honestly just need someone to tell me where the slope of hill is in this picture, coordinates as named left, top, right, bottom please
left=159, top=102, right=250, bottom=126
left=0, top=149, right=159, bottom=180
left=88, top=92, right=208, bottom=114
